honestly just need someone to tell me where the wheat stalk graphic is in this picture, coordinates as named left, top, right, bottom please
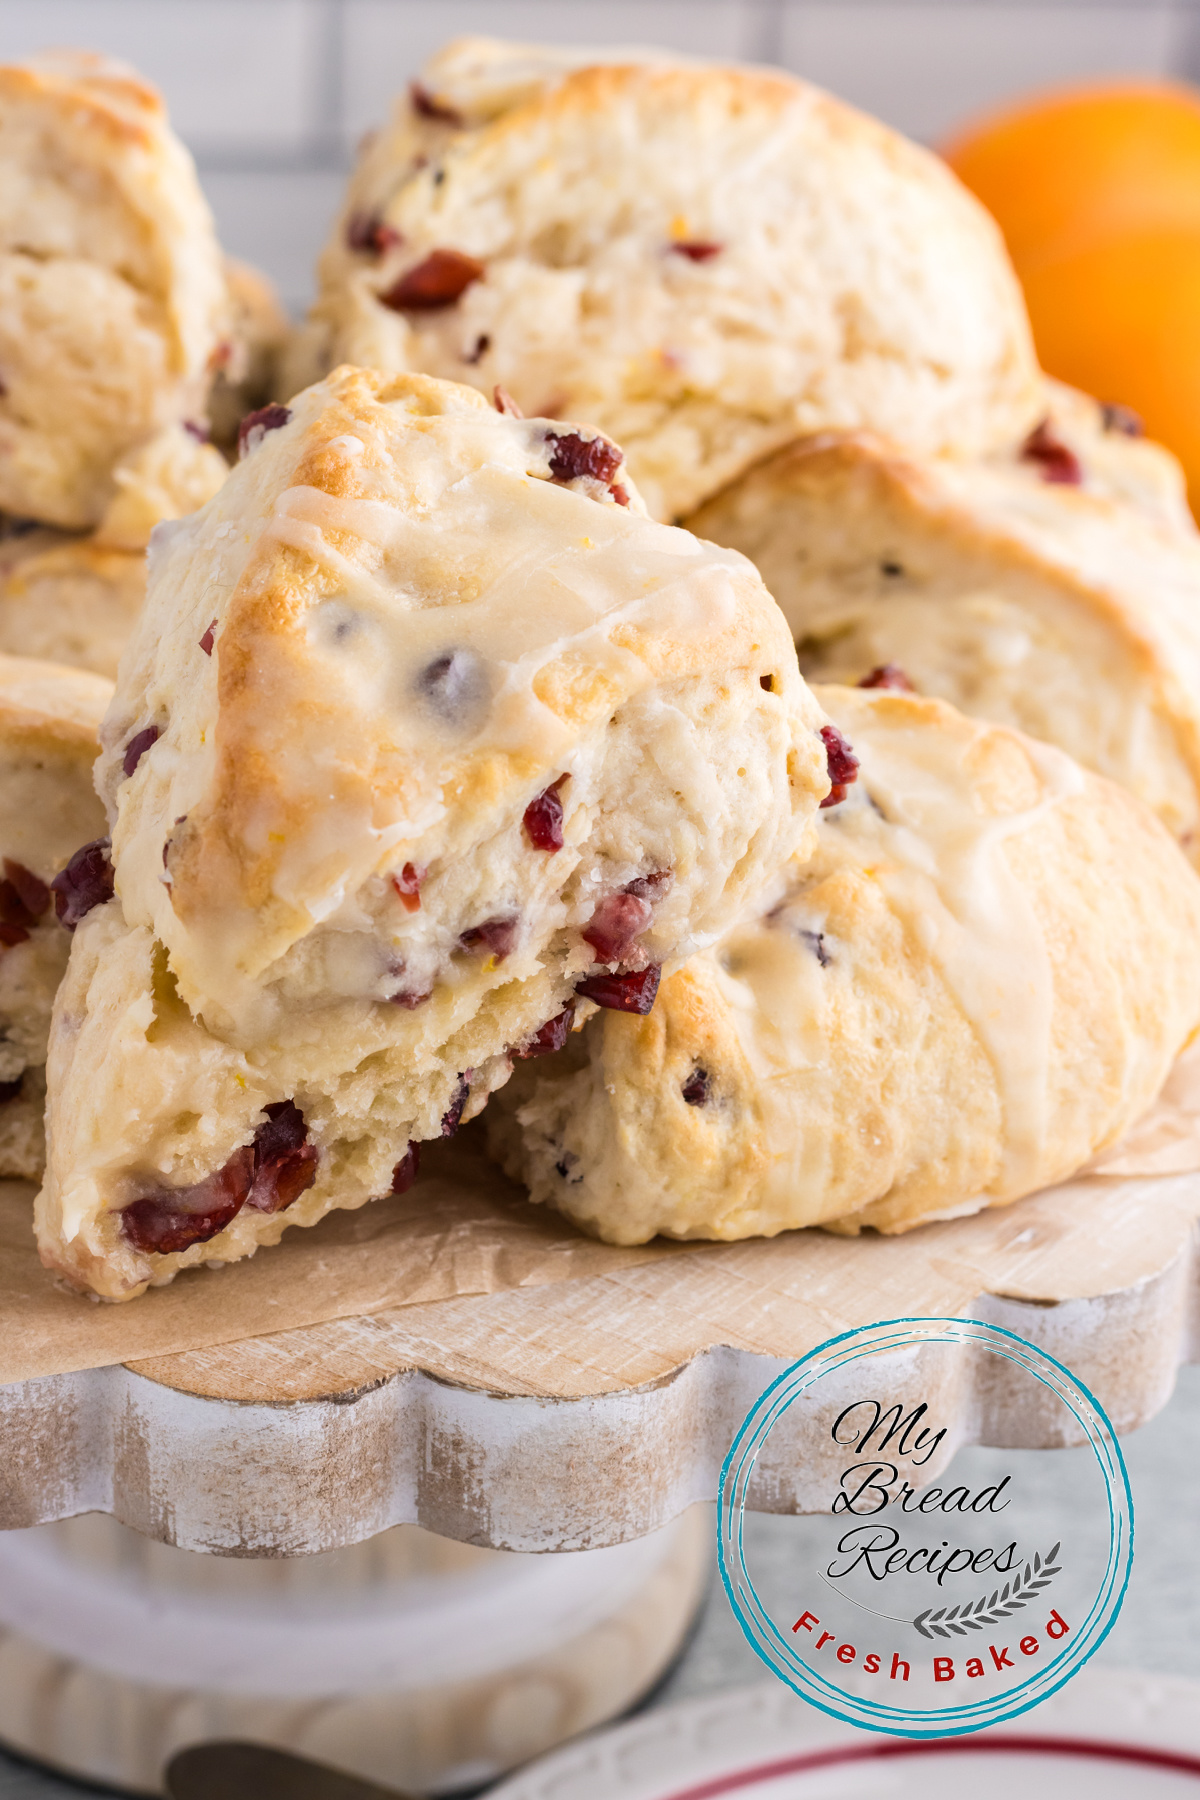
left=912, top=1543, right=1061, bottom=1639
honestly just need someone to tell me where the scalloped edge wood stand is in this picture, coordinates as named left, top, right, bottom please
left=3, top=1165, right=1198, bottom=1555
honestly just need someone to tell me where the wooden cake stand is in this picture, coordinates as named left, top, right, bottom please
left=3, top=1139, right=1197, bottom=1556
left=1, top=1139, right=1197, bottom=1793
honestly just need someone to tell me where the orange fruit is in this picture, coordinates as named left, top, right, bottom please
left=943, top=84, right=1200, bottom=511
left=943, top=81, right=1200, bottom=271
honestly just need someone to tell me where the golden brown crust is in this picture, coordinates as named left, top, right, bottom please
left=302, top=40, right=1040, bottom=521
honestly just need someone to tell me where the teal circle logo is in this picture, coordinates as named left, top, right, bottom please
left=718, top=1316, right=1133, bottom=1738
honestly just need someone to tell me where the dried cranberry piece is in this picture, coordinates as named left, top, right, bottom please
left=391, top=1141, right=420, bottom=1194
left=576, top=965, right=661, bottom=1014
left=183, top=419, right=210, bottom=444
left=582, top=892, right=653, bottom=963
left=391, top=863, right=424, bottom=912
left=345, top=210, right=402, bottom=255
left=1, top=859, right=49, bottom=923
left=546, top=430, right=622, bottom=487
left=610, top=484, right=631, bottom=507
left=119, top=1145, right=256, bottom=1256
left=524, top=775, right=567, bottom=851
left=460, top=915, right=519, bottom=961
left=1020, top=420, right=1082, bottom=486
left=238, top=403, right=293, bottom=460
left=441, top=1073, right=470, bottom=1137
left=415, top=648, right=489, bottom=723
left=122, top=725, right=159, bottom=778
left=50, top=839, right=114, bottom=929
left=0, top=1076, right=21, bottom=1103
left=493, top=385, right=523, bottom=418
left=246, top=1100, right=319, bottom=1214
left=410, top=81, right=463, bottom=125
left=670, top=241, right=723, bottom=262
left=819, top=725, right=859, bottom=809
left=199, top=619, right=217, bottom=656
left=799, top=928, right=830, bottom=967
left=0, top=924, right=28, bottom=948
left=682, top=1068, right=710, bottom=1105
left=624, top=869, right=673, bottom=904
left=379, top=250, right=484, bottom=312
left=1101, top=402, right=1143, bottom=438
left=858, top=664, right=914, bottom=692
left=515, top=1003, right=575, bottom=1059
left=389, top=985, right=432, bottom=1009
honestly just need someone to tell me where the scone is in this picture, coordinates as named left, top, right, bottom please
left=295, top=36, right=1040, bottom=521
left=0, top=52, right=229, bottom=529
left=0, top=654, right=112, bottom=1178
left=686, top=389, right=1200, bottom=861
left=36, top=365, right=830, bottom=1300
left=207, top=258, right=292, bottom=455
left=0, top=522, right=145, bottom=679
left=488, top=684, right=1200, bottom=1243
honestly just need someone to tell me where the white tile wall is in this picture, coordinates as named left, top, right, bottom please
left=0, top=0, right=329, bottom=155
left=1, top=0, right=1199, bottom=312
left=781, top=3, right=1184, bottom=144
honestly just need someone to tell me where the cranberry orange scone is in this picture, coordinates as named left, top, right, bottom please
left=0, top=654, right=112, bottom=1179
left=295, top=37, right=1040, bottom=520
left=488, top=684, right=1200, bottom=1244
left=0, top=52, right=229, bottom=529
left=686, top=390, right=1200, bottom=862
left=0, top=521, right=145, bottom=678
left=35, top=365, right=828, bottom=1299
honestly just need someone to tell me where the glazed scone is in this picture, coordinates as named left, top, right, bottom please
left=0, top=523, right=145, bottom=679
left=0, top=52, right=229, bottom=529
left=686, top=394, right=1200, bottom=861
left=0, top=654, right=112, bottom=1178
left=295, top=36, right=1041, bottom=521
left=36, top=365, right=829, bottom=1299
left=489, top=685, right=1200, bottom=1243
left=208, top=257, right=292, bottom=455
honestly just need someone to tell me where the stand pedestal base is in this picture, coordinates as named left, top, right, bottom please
left=0, top=1508, right=710, bottom=1795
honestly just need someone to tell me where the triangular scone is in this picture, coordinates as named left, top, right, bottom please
left=488, top=685, right=1200, bottom=1244
left=686, top=385, right=1200, bottom=862
left=36, top=366, right=829, bottom=1299
left=0, top=654, right=112, bottom=1178
left=292, top=38, right=1040, bottom=521
left=0, top=52, right=229, bottom=529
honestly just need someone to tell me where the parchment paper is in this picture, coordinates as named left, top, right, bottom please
left=5, top=1041, right=1200, bottom=1387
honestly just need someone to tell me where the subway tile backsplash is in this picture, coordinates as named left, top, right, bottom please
left=3, top=0, right=1198, bottom=311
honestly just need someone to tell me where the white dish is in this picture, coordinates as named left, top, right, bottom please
left=490, top=1667, right=1200, bottom=1798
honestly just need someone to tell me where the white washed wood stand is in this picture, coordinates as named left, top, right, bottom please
left=1, top=1153, right=1198, bottom=1793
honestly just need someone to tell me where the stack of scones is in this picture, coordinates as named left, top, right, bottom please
left=11, top=39, right=1200, bottom=1295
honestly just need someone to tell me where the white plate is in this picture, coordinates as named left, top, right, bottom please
left=489, top=1667, right=1200, bottom=1799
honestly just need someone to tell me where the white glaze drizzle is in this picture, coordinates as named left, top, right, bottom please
left=821, top=697, right=1085, bottom=1194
